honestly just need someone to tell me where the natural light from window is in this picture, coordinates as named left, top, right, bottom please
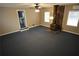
left=44, top=12, right=50, bottom=22
left=67, top=11, right=79, bottom=27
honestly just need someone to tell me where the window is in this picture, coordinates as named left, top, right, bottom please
left=44, top=12, right=50, bottom=22
left=67, top=11, right=79, bottom=27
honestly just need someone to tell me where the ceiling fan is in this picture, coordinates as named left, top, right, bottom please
left=34, top=3, right=41, bottom=9
left=28, top=3, right=53, bottom=12
left=28, top=3, right=53, bottom=8
left=34, top=3, right=41, bottom=12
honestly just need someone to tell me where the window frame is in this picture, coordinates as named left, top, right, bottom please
left=44, top=11, right=50, bottom=22
left=66, top=10, right=79, bottom=27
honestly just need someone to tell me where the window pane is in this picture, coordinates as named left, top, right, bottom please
left=67, top=11, right=79, bottom=27
left=44, top=12, right=50, bottom=22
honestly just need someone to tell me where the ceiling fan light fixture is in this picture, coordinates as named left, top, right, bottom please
left=35, top=9, right=40, bottom=12
left=38, top=6, right=41, bottom=9
left=34, top=3, right=40, bottom=12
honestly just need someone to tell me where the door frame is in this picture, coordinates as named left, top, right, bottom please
left=16, top=9, right=28, bottom=30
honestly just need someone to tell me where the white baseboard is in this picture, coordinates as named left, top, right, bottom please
left=29, top=25, right=40, bottom=29
left=62, top=30, right=79, bottom=35
left=20, top=28, right=29, bottom=32
left=0, top=30, right=20, bottom=36
left=0, top=25, right=48, bottom=36
left=40, top=24, right=50, bottom=28
left=0, top=25, right=40, bottom=36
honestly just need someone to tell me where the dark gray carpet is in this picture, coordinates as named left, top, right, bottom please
left=0, top=26, right=79, bottom=56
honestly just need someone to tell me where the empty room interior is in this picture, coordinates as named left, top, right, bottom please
left=0, top=3, right=79, bottom=56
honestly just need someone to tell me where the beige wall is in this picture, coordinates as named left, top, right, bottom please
left=62, top=5, right=79, bottom=34
left=40, top=7, right=54, bottom=27
left=25, top=8, right=41, bottom=27
left=0, top=7, right=20, bottom=35
left=0, top=8, right=3, bottom=34
left=0, top=7, right=41, bottom=35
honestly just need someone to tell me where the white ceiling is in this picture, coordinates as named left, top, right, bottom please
left=0, top=3, right=70, bottom=8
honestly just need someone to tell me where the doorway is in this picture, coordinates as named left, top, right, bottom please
left=17, top=10, right=26, bottom=30
left=50, top=5, right=65, bottom=31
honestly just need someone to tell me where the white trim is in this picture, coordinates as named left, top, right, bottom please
left=0, top=25, right=40, bottom=36
left=29, top=25, right=40, bottom=29
left=20, top=28, right=29, bottom=32
left=0, top=30, right=20, bottom=36
left=40, top=24, right=50, bottom=28
left=23, top=10, right=28, bottom=28
left=62, top=29, right=79, bottom=35
left=16, top=9, right=21, bottom=30
left=16, top=9, right=28, bottom=30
